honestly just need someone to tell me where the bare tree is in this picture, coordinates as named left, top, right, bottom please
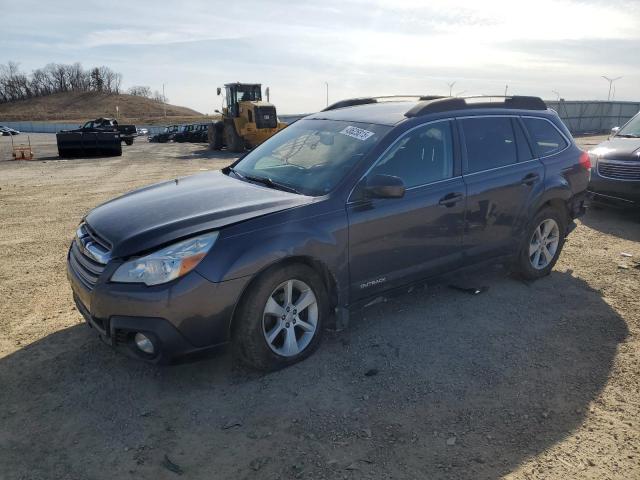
left=112, top=72, right=122, bottom=94
left=152, top=90, right=168, bottom=103
left=0, top=61, right=125, bottom=103
left=128, top=85, right=152, bottom=98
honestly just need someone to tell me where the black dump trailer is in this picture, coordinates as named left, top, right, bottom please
left=56, top=118, right=136, bottom=158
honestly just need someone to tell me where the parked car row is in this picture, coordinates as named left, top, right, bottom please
left=148, top=123, right=209, bottom=143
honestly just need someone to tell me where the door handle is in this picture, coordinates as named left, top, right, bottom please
left=520, top=173, right=540, bottom=186
left=438, top=192, right=464, bottom=207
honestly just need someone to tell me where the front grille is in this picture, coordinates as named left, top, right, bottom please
left=597, top=159, right=640, bottom=181
left=255, top=106, right=277, bottom=129
left=68, top=223, right=111, bottom=291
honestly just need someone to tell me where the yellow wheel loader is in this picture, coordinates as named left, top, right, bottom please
left=208, top=83, right=287, bottom=152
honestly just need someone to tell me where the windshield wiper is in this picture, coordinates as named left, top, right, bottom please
left=244, top=174, right=301, bottom=194
left=616, top=133, right=639, bottom=138
left=227, top=167, right=246, bottom=179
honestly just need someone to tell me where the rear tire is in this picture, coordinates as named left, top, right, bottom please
left=123, top=138, right=134, bottom=146
left=513, top=207, right=567, bottom=280
left=233, top=264, right=328, bottom=371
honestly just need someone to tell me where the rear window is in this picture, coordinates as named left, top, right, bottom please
left=522, top=117, right=568, bottom=157
left=460, top=117, right=517, bottom=173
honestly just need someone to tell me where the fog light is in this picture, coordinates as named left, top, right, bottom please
left=134, top=333, right=155, bottom=354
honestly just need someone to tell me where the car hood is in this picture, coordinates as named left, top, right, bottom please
left=590, top=137, right=640, bottom=161
left=85, top=171, right=313, bottom=258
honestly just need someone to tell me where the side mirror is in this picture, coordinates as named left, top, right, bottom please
left=364, top=174, right=405, bottom=199
left=610, top=126, right=620, bottom=137
left=216, top=87, right=221, bottom=96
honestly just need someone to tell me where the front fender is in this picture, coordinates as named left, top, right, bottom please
left=195, top=209, right=349, bottom=300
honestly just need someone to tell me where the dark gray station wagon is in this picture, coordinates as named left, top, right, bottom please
left=67, top=96, right=590, bottom=370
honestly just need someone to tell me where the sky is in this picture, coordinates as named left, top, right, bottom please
left=1, top=0, right=639, bottom=114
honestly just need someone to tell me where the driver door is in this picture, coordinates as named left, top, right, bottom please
left=347, top=120, right=466, bottom=301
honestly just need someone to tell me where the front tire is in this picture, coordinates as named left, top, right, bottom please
left=514, top=207, right=567, bottom=280
left=233, top=264, right=328, bottom=371
left=224, top=122, right=245, bottom=153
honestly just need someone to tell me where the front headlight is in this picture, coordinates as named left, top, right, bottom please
left=111, top=232, right=219, bottom=286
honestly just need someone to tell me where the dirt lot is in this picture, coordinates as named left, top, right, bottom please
left=0, top=134, right=638, bottom=480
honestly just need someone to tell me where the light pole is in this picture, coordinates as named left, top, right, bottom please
left=162, top=83, right=167, bottom=119
left=447, top=81, right=456, bottom=96
left=325, top=82, right=329, bottom=107
left=552, top=90, right=561, bottom=101
left=602, top=76, right=622, bottom=101
left=504, top=84, right=509, bottom=96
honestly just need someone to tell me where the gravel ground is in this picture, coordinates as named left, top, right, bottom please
left=0, top=134, right=638, bottom=479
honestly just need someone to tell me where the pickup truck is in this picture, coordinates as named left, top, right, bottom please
left=80, top=118, right=137, bottom=145
left=56, top=118, right=137, bottom=158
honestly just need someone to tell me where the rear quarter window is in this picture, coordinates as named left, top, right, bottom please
left=522, top=117, right=568, bottom=157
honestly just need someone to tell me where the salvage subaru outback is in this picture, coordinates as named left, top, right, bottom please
left=67, top=95, right=590, bottom=370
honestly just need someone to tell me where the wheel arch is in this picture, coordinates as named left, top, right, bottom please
left=228, top=255, right=339, bottom=339
left=532, top=196, right=571, bottom=228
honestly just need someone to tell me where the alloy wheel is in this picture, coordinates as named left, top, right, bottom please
left=262, top=279, right=318, bottom=357
left=529, top=218, right=560, bottom=270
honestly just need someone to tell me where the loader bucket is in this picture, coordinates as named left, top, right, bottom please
left=56, top=131, right=122, bottom=158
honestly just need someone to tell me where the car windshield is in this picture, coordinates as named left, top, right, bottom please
left=231, top=119, right=391, bottom=196
left=618, top=113, right=640, bottom=137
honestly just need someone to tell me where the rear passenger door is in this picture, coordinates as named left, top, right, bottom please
left=458, top=116, right=544, bottom=262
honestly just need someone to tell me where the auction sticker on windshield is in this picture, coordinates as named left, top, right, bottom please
left=339, top=126, right=375, bottom=141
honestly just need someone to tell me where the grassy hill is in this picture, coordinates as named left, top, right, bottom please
left=0, top=92, right=208, bottom=125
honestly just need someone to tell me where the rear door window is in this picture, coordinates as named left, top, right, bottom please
left=522, top=117, right=568, bottom=157
left=460, top=117, right=517, bottom=173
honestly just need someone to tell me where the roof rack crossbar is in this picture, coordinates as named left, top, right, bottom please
left=405, top=96, right=547, bottom=117
left=322, top=95, right=446, bottom=112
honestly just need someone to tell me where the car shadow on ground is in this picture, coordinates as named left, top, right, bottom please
left=581, top=205, right=640, bottom=242
left=0, top=269, right=628, bottom=479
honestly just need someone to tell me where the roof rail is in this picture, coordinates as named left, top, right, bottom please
left=322, top=95, right=445, bottom=112
left=405, top=96, right=547, bottom=117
